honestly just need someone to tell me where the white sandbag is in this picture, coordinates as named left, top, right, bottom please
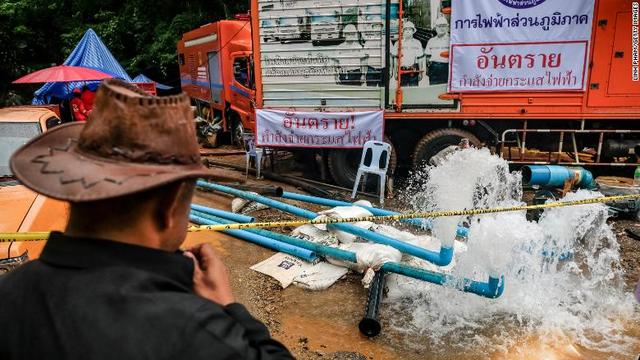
left=353, top=200, right=373, bottom=207
left=325, top=243, right=370, bottom=272
left=290, top=224, right=339, bottom=246
left=385, top=272, right=435, bottom=300
left=292, top=262, right=348, bottom=291
left=231, top=196, right=269, bottom=214
left=399, top=234, right=468, bottom=272
left=385, top=236, right=470, bottom=299
left=356, top=243, right=402, bottom=270
left=325, top=248, right=360, bottom=271
left=250, top=253, right=312, bottom=288
left=327, top=242, right=401, bottom=273
left=231, top=198, right=249, bottom=213
left=250, top=252, right=347, bottom=290
left=314, top=206, right=375, bottom=243
left=370, top=224, right=419, bottom=243
left=370, top=224, right=467, bottom=271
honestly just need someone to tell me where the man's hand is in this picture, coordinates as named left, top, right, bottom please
left=184, top=243, right=235, bottom=306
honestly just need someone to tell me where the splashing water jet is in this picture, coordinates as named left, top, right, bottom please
left=390, top=148, right=639, bottom=358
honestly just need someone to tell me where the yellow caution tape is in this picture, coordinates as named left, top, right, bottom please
left=0, top=232, right=51, bottom=242
left=2, top=193, right=639, bottom=242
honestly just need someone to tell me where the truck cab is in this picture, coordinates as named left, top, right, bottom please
left=276, top=14, right=309, bottom=43
left=309, top=6, right=342, bottom=45
left=177, top=20, right=255, bottom=147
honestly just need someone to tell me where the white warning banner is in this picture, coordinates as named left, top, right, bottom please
left=449, top=0, right=595, bottom=92
left=256, top=109, right=384, bottom=149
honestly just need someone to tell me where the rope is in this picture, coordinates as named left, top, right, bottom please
left=1, top=193, right=638, bottom=242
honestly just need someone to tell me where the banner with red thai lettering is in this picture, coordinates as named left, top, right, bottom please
left=255, top=110, right=384, bottom=149
left=449, top=0, right=595, bottom=92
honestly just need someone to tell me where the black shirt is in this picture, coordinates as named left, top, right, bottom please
left=0, top=232, right=294, bottom=360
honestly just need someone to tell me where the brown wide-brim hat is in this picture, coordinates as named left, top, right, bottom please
left=10, top=79, right=234, bottom=202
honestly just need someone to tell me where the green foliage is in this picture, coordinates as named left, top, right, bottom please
left=0, top=0, right=248, bottom=105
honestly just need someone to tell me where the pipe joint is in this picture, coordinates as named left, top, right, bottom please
left=463, top=276, right=505, bottom=299
left=433, top=246, right=454, bottom=267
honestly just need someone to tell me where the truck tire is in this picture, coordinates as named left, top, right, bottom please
left=328, top=137, right=397, bottom=189
left=412, top=128, right=480, bottom=169
left=230, top=114, right=245, bottom=148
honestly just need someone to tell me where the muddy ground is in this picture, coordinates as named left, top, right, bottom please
left=189, top=160, right=640, bottom=360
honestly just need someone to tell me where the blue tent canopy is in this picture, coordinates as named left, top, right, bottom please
left=33, top=29, right=132, bottom=104
left=132, top=74, right=172, bottom=91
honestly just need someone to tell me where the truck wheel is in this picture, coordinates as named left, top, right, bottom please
left=327, top=137, right=397, bottom=189
left=412, top=128, right=480, bottom=169
left=231, top=115, right=245, bottom=148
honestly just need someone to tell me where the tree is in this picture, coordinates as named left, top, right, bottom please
left=0, top=0, right=248, bottom=105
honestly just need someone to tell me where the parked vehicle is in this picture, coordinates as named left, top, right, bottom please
left=0, top=107, right=68, bottom=271
left=260, top=3, right=279, bottom=42
left=276, top=13, right=309, bottom=43
left=261, top=18, right=279, bottom=42
left=177, top=19, right=255, bottom=147
left=309, top=8, right=342, bottom=45
left=0, top=107, right=61, bottom=178
left=250, top=0, right=640, bottom=187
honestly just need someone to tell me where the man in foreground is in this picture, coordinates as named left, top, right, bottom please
left=0, top=79, right=294, bottom=359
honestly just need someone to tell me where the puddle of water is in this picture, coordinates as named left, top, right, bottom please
left=389, top=148, right=640, bottom=358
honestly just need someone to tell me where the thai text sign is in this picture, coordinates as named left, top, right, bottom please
left=449, top=0, right=595, bottom=92
left=256, top=110, right=384, bottom=148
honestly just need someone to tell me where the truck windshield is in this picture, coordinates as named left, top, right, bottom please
left=261, top=19, right=276, bottom=28
left=0, top=122, right=42, bottom=177
left=234, top=57, right=251, bottom=88
left=310, top=15, right=338, bottom=24
left=279, top=17, right=299, bottom=26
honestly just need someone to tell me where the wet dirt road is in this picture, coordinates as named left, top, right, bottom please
left=188, top=166, right=640, bottom=359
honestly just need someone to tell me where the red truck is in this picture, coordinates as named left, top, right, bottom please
left=177, top=18, right=254, bottom=147
left=180, top=1, right=640, bottom=188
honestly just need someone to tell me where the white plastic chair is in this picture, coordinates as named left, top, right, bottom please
left=243, top=133, right=265, bottom=179
left=351, top=140, right=392, bottom=205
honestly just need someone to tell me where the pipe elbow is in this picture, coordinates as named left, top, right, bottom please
left=431, top=246, right=454, bottom=267
left=486, top=276, right=505, bottom=298
left=465, top=276, right=505, bottom=299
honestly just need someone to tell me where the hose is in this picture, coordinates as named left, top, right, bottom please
left=359, top=271, right=387, bottom=337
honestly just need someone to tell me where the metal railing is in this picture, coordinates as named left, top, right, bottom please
left=499, top=125, right=640, bottom=166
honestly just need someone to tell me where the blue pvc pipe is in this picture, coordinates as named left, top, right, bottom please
left=523, top=165, right=596, bottom=189
left=281, top=191, right=469, bottom=238
left=331, top=223, right=453, bottom=266
left=191, top=204, right=255, bottom=223
left=191, top=210, right=358, bottom=263
left=189, top=214, right=318, bottom=262
left=281, top=191, right=428, bottom=227
left=380, top=262, right=505, bottom=299
left=192, top=209, right=503, bottom=299
left=197, top=180, right=454, bottom=266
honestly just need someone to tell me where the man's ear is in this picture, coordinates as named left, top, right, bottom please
left=154, top=182, right=184, bottom=231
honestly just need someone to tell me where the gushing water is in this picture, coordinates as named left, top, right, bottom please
left=389, top=148, right=639, bottom=358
